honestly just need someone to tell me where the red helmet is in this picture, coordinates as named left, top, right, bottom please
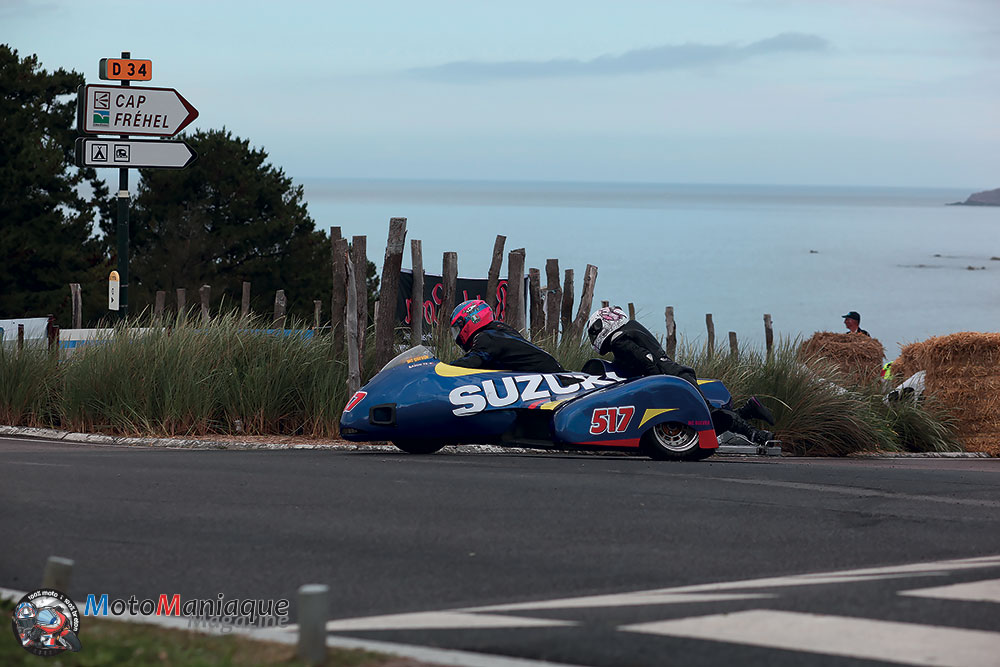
left=450, top=300, right=494, bottom=347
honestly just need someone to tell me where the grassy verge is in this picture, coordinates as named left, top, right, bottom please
left=0, top=597, right=398, bottom=667
left=0, top=317, right=961, bottom=455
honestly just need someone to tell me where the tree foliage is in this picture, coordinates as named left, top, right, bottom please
left=118, top=128, right=337, bottom=320
left=0, top=45, right=109, bottom=326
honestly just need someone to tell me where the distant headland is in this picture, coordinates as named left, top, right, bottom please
left=949, top=187, right=1000, bottom=206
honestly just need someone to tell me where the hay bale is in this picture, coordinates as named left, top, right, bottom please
left=799, top=332, right=885, bottom=384
left=891, top=332, right=1000, bottom=455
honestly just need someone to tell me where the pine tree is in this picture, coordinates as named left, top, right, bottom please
left=0, top=45, right=110, bottom=327
left=118, top=128, right=334, bottom=320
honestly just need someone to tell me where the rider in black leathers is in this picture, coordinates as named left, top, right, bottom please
left=450, top=300, right=564, bottom=373
left=588, top=306, right=775, bottom=444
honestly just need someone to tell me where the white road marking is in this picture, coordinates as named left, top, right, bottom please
left=467, top=554, right=1000, bottom=612
left=704, top=475, right=1000, bottom=508
left=620, top=609, right=1000, bottom=667
left=326, top=611, right=575, bottom=632
left=900, top=578, right=1000, bottom=604
left=5, top=460, right=73, bottom=467
left=462, top=592, right=772, bottom=612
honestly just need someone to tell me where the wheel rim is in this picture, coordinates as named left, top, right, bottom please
left=651, top=422, right=699, bottom=452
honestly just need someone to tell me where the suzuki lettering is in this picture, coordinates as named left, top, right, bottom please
left=449, top=373, right=622, bottom=416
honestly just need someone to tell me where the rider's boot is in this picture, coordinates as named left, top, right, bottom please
left=737, top=396, right=775, bottom=426
left=729, top=414, right=774, bottom=445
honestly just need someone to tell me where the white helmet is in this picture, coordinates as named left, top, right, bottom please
left=586, top=305, right=629, bottom=353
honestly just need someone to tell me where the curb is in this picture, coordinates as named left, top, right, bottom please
left=1, top=425, right=991, bottom=458
left=0, top=425, right=531, bottom=455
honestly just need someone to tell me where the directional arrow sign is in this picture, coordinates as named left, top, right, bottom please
left=75, top=138, right=197, bottom=169
left=77, top=84, right=198, bottom=137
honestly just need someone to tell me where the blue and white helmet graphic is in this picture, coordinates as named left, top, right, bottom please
left=15, top=601, right=37, bottom=631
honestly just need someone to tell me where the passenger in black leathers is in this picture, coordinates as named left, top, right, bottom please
left=449, top=300, right=563, bottom=373
left=587, top=306, right=774, bottom=444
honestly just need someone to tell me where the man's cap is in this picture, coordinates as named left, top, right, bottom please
left=842, top=311, right=861, bottom=321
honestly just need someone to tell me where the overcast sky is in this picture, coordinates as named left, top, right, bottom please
left=5, top=0, right=999, bottom=188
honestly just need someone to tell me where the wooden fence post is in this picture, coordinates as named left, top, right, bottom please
left=69, top=284, right=82, bottom=329
left=528, top=268, right=543, bottom=341
left=439, top=252, right=458, bottom=331
left=199, top=284, right=211, bottom=324
left=665, top=306, right=677, bottom=359
left=561, top=269, right=574, bottom=337
left=352, top=235, right=368, bottom=356
left=154, top=290, right=165, bottom=320
left=486, top=234, right=506, bottom=310
left=17, top=324, right=24, bottom=351
left=241, top=281, right=251, bottom=317
left=313, top=300, right=322, bottom=331
left=764, top=313, right=774, bottom=358
left=176, top=288, right=186, bottom=318
left=331, top=237, right=348, bottom=355
left=274, top=290, right=287, bottom=329
left=506, top=248, right=526, bottom=332
left=729, top=331, right=739, bottom=358
left=627, top=302, right=635, bottom=320
left=544, top=259, right=561, bottom=340
left=375, top=217, right=407, bottom=370
left=345, top=253, right=361, bottom=394
left=410, top=239, right=424, bottom=346
left=569, top=264, right=598, bottom=342
left=706, top=313, right=715, bottom=359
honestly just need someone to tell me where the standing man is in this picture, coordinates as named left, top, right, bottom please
left=842, top=311, right=870, bottom=337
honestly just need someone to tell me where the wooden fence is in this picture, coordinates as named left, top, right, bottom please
left=60, top=218, right=779, bottom=381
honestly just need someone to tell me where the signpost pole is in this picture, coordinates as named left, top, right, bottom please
left=117, top=50, right=130, bottom=320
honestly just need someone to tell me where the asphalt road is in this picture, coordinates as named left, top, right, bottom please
left=3, top=436, right=1000, bottom=666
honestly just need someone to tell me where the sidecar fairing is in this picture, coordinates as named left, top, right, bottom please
left=339, top=346, right=724, bottom=460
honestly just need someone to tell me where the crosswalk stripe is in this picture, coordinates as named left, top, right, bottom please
left=326, top=611, right=575, bottom=632
left=900, top=578, right=1000, bottom=604
left=620, top=609, right=1000, bottom=667
left=466, top=554, right=1000, bottom=613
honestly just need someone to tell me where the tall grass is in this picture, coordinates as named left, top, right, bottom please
left=0, top=320, right=962, bottom=454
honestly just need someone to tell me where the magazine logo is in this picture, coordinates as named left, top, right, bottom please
left=10, top=589, right=82, bottom=657
left=84, top=593, right=289, bottom=632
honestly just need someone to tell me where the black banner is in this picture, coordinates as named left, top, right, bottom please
left=396, top=270, right=525, bottom=327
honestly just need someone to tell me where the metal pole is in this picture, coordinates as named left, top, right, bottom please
left=117, top=50, right=131, bottom=319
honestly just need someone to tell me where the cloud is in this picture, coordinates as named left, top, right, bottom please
left=408, top=32, right=830, bottom=82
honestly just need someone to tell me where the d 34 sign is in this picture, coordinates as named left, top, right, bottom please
left=100, top=58, right=152, bottom=81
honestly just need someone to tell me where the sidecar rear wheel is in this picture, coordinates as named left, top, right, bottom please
left=641, top=421, right=713, bottom=461
left=392, top=439, right=446, bottom=455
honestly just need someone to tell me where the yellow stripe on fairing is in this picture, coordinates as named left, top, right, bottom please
left=538, top=399, right=569, bottom=410
left=697, top=379, right=716, bottom=385
left=639, top=408, right=677, bottom=428
left=434, top=362, right=504, bottom=377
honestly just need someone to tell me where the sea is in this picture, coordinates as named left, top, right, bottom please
left=301, top=179, right=999, bottom=359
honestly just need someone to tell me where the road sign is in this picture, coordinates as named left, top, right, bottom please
left=77, top=84, right=198, bottom=137
left=100, top=58, right=152, bottom=81
left=75, top=138, right=197, bottom=169
left=109, top=271, right=120, bottom=311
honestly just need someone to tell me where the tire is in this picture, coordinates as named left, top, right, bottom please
left=392, top=439, right=446, bottom=455
left=640, top=421, right=714, bottom=461
left=61, top=630, right=82, bottom=652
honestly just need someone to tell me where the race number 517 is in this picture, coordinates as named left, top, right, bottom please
left=590, top=406, right=635, bottom=434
